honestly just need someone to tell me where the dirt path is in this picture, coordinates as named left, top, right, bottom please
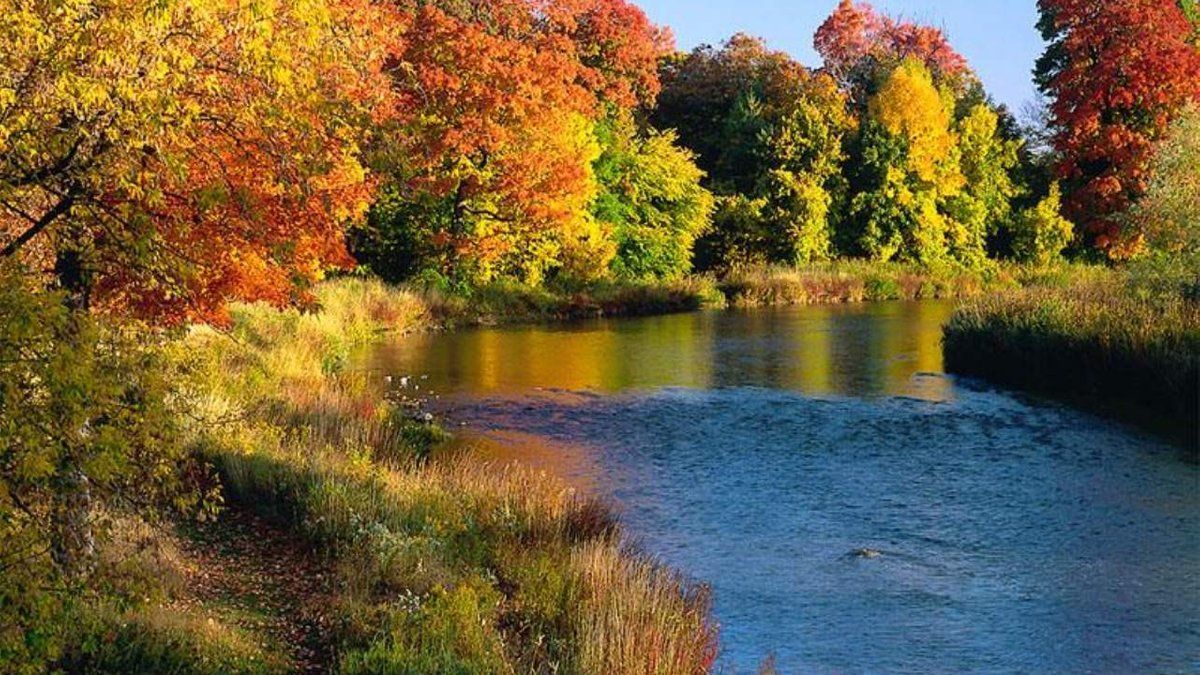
left=170, top=508, right=337, bottom=673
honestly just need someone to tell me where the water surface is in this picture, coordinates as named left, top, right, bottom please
left=369, top=302, right=1199, bottom=672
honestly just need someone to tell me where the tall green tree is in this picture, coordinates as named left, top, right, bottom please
left=593, top=115, right=714, bottom=281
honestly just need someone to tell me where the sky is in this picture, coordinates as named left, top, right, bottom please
left=635, top=0, right=1045, bottom=113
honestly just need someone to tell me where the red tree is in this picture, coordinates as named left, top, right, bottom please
left=814, top=0, right=970, bottom=89
left=1036, top=0, right=1200, bottom=254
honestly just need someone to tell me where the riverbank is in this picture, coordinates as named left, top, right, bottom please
left=944, top=278, right=1200, bottom=448
left=717, top=262, right=1104, bottom=307
left=400, top=261, right=1100, bottom=326
left=55, top=262, right=1139, bottom=671
left=62, top=278, right=716, bottom=673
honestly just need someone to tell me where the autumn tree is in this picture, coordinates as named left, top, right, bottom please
left=814, top=0, right=973, bottom=99
left=848, top=59, right=964, bottom=264
left=1035, top=0, right=1200, bottom=256
left=0, top=0, right=396, bottom=587
left=360, top=0, right=667, bottom=285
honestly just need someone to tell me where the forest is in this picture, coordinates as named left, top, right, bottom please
left=2, top=0, right=1198, bottom=672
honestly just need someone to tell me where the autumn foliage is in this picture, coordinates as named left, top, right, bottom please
left=1036, top=0, right=1200, bottom=255
left=0, top=0, right=400, bottom=324
left=377, top=0, right=670, bottom=283
left=814, top=0, right=972, bottom=92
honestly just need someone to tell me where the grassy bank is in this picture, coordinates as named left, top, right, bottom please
left=64, top=278, right=716, bottom=673
left=944, top=276, right=1200, bottom=447
left=418, top=276, right=726, bottom=326
left=715, top=261, right=1102, bottom=307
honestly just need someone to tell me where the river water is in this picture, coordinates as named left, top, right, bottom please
left=368, top=301, right=1199, bottom=672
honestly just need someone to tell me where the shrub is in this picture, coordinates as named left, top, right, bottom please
left=1009, top=184, right=1075, bottom=265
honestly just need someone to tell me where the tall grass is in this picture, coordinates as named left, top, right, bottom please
left=718, top=262, right=987, bottom=306
left=175, top=277, right=718, bottom=673
left=944, top=275, right=1200, bottom=445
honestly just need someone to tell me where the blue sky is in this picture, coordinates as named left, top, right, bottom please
left=636, top=0, right=1044, bottom=113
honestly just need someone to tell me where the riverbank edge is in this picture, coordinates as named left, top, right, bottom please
left=59, top=261, right=1132, bottom=672
left=413, top=261, right=1100, bottom=328
left=944, top=284, right=1200, bottom=450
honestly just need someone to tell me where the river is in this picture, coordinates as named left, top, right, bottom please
left=368, top=301, right=1199, bottom=672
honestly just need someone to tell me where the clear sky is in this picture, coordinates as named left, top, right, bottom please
left=635, top=0, right=1044, bottom=113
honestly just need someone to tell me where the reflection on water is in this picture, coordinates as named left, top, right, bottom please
left=370, top=301, right=956, bottom=401
left=364, top=302, right=1200, bottom=672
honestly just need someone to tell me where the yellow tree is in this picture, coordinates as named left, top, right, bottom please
left=851, top=59, right=964, bottom=263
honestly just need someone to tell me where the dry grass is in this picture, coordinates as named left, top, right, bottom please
left=945, top=274, right=1200, bottom=444
left=718, top=262, right=991, bottom=307
left=175, top=277, right=718, bottom=673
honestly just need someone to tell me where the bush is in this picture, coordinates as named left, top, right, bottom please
left=1009, top=183, right=1075, bottom=265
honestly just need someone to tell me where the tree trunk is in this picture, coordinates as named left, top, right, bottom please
left=49, top=243, right=95, bottom=580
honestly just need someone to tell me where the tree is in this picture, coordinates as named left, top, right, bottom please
left=0, top=0, right=396, bottom=324
left=944, top=104, right=1021, bottom=266
left=1010, top=183, right=1075, bottom=265
left=1035, top=0, right=1200, bottom=256
left=654, top=34, right=809, bottom=190
left=1127, top=105, right=1200, bottom=297
left=366, top=0, right=667, bottom=284
left=0, top=0, right=397, bottom=590
left=814, top=0, right=973, bottom=97
left=755, top=74, right=854, bottom=263
left=593, top=115, right=713, bottom=281
left=849, top=59, right=964, bottom=264
left=655, top=36, right=853, bottom=269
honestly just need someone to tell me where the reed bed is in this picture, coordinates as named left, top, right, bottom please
left=718, top=262, right=991, bottom=307
left=944, top=277, right=1200, bottom=445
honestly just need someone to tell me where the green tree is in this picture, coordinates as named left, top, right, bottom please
left=754, top=78, right=854, bottom=264
left=1128, top=105, right=1200, bottom=297
left=944, top=104, right=1021, bottom=266
left=593, top=116, right=714, bottom=281
left=1010, top=183, right=1075, bottom=265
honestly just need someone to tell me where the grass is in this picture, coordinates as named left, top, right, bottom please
left=419, top=275, right=727, bottom=325
left=944, top=273, right=1200, bottom=446
left=716, top=261, right=1107, bottom=307
left=167, top=278, right=718, bottom=673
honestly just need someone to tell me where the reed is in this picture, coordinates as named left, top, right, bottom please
left=944, top=277, right=1200, bottom=445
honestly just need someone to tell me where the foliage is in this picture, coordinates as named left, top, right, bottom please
left=813, top=0, right=973, bottom=95
left=656, top=35, right=853, bottom=271
left=1010, top=184, right=1076, bottom=265
left=654, top=34, right=807, bottom=190
left=0, top=0, right=395, bottom=324
left=371, top=0, right=667, bottom=285
left=947, top=105, right=1021, bottom=265
left=1035, top=0, right=1200, bottom=256
left=848, top=60, right=963, bottom=265
left=0, top=263, right=212, bottom=671
left=594, top=115, right=714, bottom=281
left=1127, top=105, right=1200, bottom=299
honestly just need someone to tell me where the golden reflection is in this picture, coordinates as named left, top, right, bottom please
left=369, top=301, right=958, bottom=402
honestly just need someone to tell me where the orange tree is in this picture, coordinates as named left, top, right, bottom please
left=1035, top=0, right=1200, bottom=256
left=0, top=2, right=399, bottom=651
left=358, top=0, right=667, bottom=285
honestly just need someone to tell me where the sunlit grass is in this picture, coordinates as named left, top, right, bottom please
left=944, top=273, right=1200, bottom=443
left=175, top=276, right=718, bottom=673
